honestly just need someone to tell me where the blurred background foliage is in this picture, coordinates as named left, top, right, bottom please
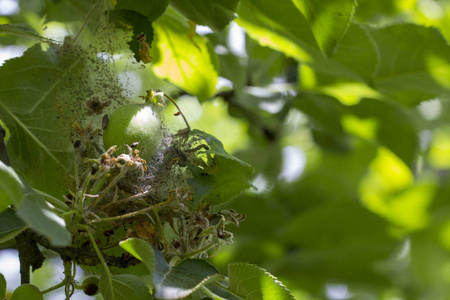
left=3, top=0, right=450, bottom=299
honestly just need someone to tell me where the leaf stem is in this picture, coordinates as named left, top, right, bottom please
left=213, top=281, right=245, bottom=300
left=74, top=0, right=102, bottom=42
left=87, top=172, right=125, bottom=209
left=164, top=93, right=190, bottom=132
left=41, top=280, right=66, bottom=295
left=34, top=189, right=70, bottom=211
left=200, top=285, right=227, bottom=300
left=80, top=224, right=113, bottom=289
left=94, top=195, right=175, bottom=222
left=181, top=240, right=216, bottom=261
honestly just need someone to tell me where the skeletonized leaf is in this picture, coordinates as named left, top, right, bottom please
left=188, top=130, right=254, bottom=208
left=292, top=0, right=357, bottom=57
left=227, top=263, right=295, bottom=300
left=109, top=10, right=154, bottom=63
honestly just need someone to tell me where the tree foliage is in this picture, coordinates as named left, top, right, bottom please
left=1, top=0, right=450, bottom=299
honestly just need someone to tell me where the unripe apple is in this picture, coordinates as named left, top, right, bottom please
left=103, top=104, right=163, bottom=161
left=82, top=276, right=99, bottom=296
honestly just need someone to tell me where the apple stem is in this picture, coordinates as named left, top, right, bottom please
left=163, top=93, right=191, bottom=132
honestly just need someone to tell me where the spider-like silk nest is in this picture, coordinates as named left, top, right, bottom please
left=56, top=17, right=244, bottom=264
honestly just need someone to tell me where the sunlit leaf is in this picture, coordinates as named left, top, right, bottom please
left=236, top=0, right=376, bottom=82
left=152, top=11, right=218, bottom=100
left=16, top=193, right=71, bottom=247
left=0, top=160, right=24, bottom=212
left=119, top=238, right=155, bottom=286
left=349, top=98, right=419, bottom=168
left=292, top=0, right=357, bottom=57
left=227, top=263, right=295, bottom=300
left=366, top=23, right=450, bottom=105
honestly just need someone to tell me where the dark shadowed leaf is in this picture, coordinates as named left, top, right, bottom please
left=109, top=10, right=154, bottom=63
left=0, top=273, right=6, bottom=299
left=153, top=247, right=221, bottom=299
left=350, top=98, right=418, bottom=168
left=188, top=130, right=254, bottom=209
left=119, top=238, right=155, bottom=286
left=169, top=0, right=239, bottom=31
left=99, top=274, right=152, bottom=300
left=0, top=208, right=27, bottom=243
left=115, top=0, right=169, bottom=22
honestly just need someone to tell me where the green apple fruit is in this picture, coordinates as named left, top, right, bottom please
left=103, top=103, right=163, bottom=161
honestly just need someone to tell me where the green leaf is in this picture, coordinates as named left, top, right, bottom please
left=365, top=24, right=450, bottom=106
left=10, top=284, right=43, bottom=300
left=99, top=274, right=152, bottom=300
left=119, top=238, right=155, bottom=284
left=235, top=0, right=372, bottom=82
left=280, top=200, right=396, bottom=284
left=169, top=0, right=239, bottom=31
left=189, top=130, right=254, bottom=208
left=0, top=274, right=6, bottom=299
left=349, top=98, right=418, bottom=168
left=153, top=247, right=221, bottom=299
left=16, top=193, right=71, bottom=247
left=109, top=10, right=154, bottom=63
left=296, top=92, right=349, bottom=152
left=227, top=263, right=295, bottom=300
left=0, top=44, right=75, bottom=198
left=292, top=0, right=357, bottom=57
left=0, top=160, right=24, bottom=212
left=115, top=0, right=169, bottom=22
left=0, top=208, right=27, bottom=243
left=152, top=11, right=218, bottom=100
